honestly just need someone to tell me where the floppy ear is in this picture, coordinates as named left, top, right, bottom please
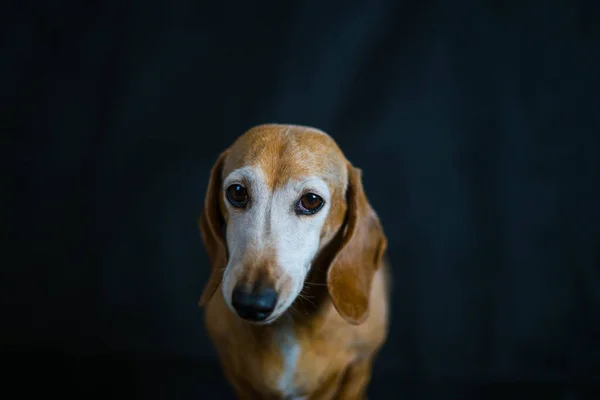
left=198, top=151, right=228, bottom=307
left=326, top=165, right=388, bottom=325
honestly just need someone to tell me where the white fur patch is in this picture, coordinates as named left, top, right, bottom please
left=276, top=317, right=300, bottom=396
left=220, top=165, right=330, bottom=323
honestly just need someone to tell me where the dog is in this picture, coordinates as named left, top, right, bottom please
left=198, top=124, right=390, bottom=399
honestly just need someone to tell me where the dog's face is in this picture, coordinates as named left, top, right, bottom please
left=199, top=124, right=387, bottom=325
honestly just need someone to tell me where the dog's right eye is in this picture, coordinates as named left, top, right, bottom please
left=226, top=184, right=249, bottom=208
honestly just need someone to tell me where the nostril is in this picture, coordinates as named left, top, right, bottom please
left=231, top=287, right=249, bottom=309
left=231, top=286, right=278, bottom=321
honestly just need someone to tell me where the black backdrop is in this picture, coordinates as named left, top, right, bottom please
left=3, top=0, right=600, bottom=399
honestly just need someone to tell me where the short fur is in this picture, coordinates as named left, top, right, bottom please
left=198, top=124, right=390, bottom=400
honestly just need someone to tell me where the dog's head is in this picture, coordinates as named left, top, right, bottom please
left=198, top=124, right=387, bottom=325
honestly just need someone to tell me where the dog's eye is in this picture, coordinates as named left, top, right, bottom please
left=226, top=184, right=249, bottom=208
left=296, top=193, right=324, bottom=215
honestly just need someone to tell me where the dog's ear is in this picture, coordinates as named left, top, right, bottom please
left=198, top=151, right=228, bottom=307
left=326, top=165, right=387, bottom=325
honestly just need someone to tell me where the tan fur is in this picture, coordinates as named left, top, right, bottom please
left=198, top=124, right=390, bottom=399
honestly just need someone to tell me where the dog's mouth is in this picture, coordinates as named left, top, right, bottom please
left=266, top=282, right=311, bottom=324
left=226, top=264, right=312, bottom=325
left=246, top=292, right=299, bottom=325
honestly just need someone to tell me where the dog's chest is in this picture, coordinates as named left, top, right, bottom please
left=271, top=323, right=302, bottom=396
left=256, top=322, right=352, bottom=399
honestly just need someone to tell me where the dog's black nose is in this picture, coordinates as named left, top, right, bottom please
left=231, top=285, right=277, bottom=322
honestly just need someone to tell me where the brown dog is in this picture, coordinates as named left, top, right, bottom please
left=198, top=124, right=390, bottom=399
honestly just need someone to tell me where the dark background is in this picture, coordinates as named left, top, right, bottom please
left=3, top=0, right=600, bottom=398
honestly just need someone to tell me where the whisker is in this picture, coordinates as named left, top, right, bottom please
left=287, top=308, right=296, bottom=321
left=292, top=300, right=309, bottom=316
left=295, top=297, right=307, bottom=313
left=289, top=304, right=304, bottom=318
left=298, top=293, right=316, bottom=308
left=299, top=291, right=315, bottom=299
left=303, top=281, right=328, bottom=287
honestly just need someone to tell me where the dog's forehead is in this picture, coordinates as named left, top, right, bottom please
left=223, top=124, right=348, bottom=189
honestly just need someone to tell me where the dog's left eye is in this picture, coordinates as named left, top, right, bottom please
left=296, top=193, right=324, bottom=215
